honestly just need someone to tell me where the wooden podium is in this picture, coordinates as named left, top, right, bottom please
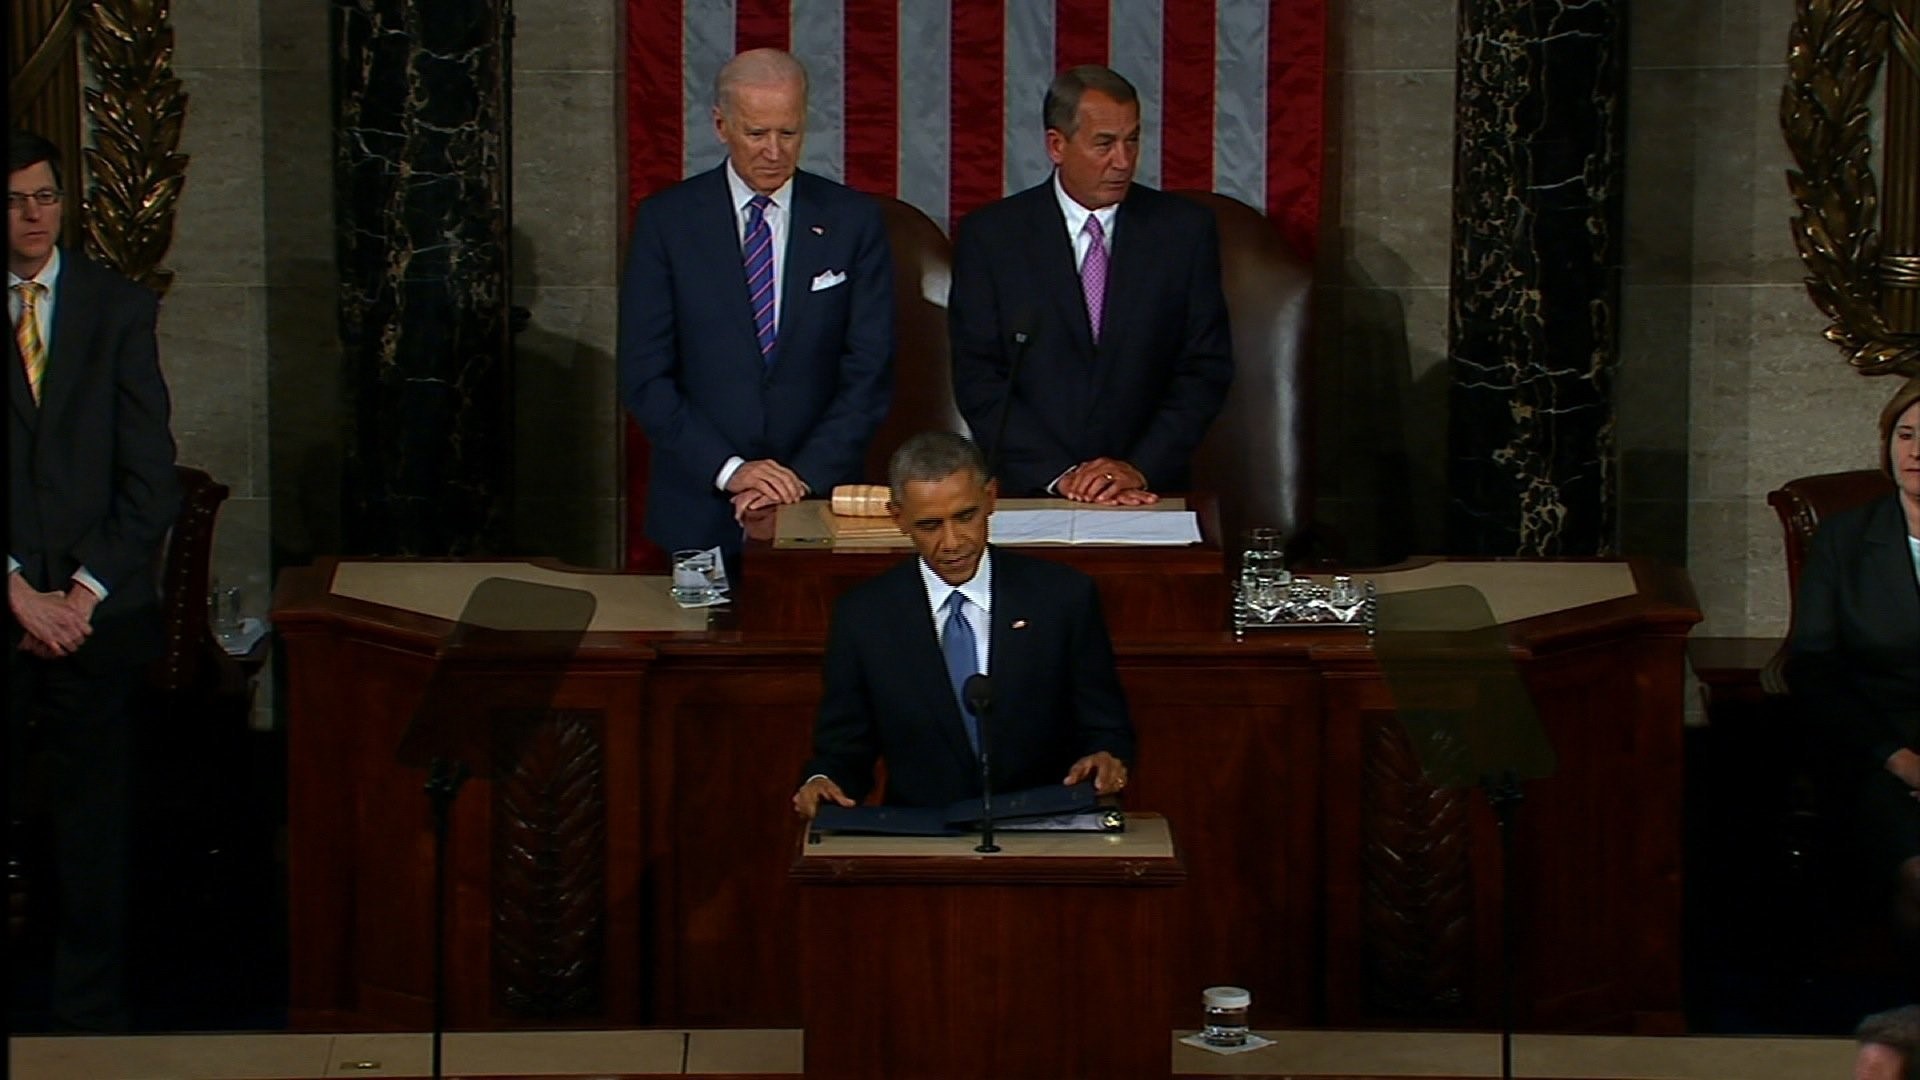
left=792, top=815, right=1185, bottom=1079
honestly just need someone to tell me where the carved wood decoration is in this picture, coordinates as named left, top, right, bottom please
left=79, top=0, right=188, bottom=295
left=1783, top=0, right=1920, bottom=377
left=1360, top=714, right=1473, bottom=1018
left=7, top=0, right=85, bottom=252
left=492, top=709, right=606, bottom=1019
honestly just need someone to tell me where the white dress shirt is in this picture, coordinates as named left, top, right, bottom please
left=715, top=164, right=797, bottom=493
left=917, top=547, right=993, bottom=676
left=1043, top=172, right=1121, bottom=495
left=1052, top=170, right=1118, bottom=272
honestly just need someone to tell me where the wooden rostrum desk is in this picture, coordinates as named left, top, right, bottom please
left=274, top=520, right=1699, bottom=1035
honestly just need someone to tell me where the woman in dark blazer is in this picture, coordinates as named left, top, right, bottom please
left=1788, top=376, right=1920, bottom=946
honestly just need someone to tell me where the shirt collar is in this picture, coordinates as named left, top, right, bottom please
left=918, top=546, right=994, bottom=620
left=726, top=162, right=794, bottom=216
left=9, top=244, right=61, bottom=291
left=1052, top=170, right=1118, bottom=241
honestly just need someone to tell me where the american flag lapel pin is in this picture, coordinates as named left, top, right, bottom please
left=1011, top=619, right=1028, bottom=630
left=811, top=225, right=825, bottom=235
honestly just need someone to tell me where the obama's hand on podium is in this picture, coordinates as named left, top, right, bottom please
left=793, top=775, right=855, bottom=819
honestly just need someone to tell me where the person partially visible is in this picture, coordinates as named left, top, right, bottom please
left=1788, top=376, right=1920, bottom=953
left=1854, top=1005, right=1920, bottom=1080
left=619, top=47, right=894, bottom=565
left=8, top=128, right=180, bottom=1030
left=948, top=64, right=1232, bottom=505
left=793, top=432, right=1132, bottom=817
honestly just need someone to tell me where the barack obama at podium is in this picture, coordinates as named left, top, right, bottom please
left=793, top=432, right=1132, bottom=817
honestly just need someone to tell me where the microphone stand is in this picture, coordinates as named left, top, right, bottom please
left=985, top=324, right=1032, bottom=480
left=424, top=756, right=469, bottom=1080
left=965, top=675, right=999, bottom=853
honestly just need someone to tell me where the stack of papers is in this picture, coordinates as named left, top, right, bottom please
left=988, top=509, right=1201, bottom=546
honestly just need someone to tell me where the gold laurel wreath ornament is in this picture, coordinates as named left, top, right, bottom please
left=1782, top=0, right=1920, bottom=377
left=80, top=0, right=189, bottom=296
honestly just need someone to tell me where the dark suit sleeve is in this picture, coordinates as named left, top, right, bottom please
left=1786, top=518, right=1908, bottom=770
left=1121, top=210, right=1233, bottom=489
left=1064, top=573, right=1134, bottom=764
left=801, top=593, right=882, bottom=801
left=71, top=282, right=178, bottom=592
left=618, top=197, right=739, bottom=486
left=949, top=213, right=1078, bottom=491
left=787, top=194, right=894, bottom=491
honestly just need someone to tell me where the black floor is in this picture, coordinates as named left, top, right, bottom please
left=1682, top=718, right=1918, bottom=1035
left=10, top=726, right=288, bottom=1034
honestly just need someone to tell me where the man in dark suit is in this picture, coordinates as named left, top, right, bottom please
left=619, top=48, right=893, bottom=563
left=8, top=129, right=179, bottom=1029
left=949, top=65, right=1232, bottom=504
left=793, top=432, right=1131, bottom=816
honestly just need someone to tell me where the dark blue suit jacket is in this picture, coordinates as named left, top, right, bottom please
left=9, top=249, right=178, bottom=663
left=802, top=547, right=1134, bottom=808
left=948, top=180, right=1232, bottom=496
left=618, top=164, right=894, bottom=555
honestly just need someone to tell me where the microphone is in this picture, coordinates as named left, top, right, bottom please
left=985, top=314, right=1035, bottom=487
left=964, top=674, right=999, bottom=853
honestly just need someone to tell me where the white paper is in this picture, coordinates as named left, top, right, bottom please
left=1177, top=1032, right=1275, bottom=1056
left=988, top=509, right=1200, bottom=545
left=1069, top=510, right=1202, bottom=545
left=988, top=509, right=1080, bottom=544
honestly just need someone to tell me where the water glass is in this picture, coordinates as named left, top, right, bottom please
left=209, top=584, right=244, bottom=644
left=1201, top=985, right=1251, bottom=1047
left=1329, top=574, right=1360, bottom=608
left=670, top=549, right=720, bottom=605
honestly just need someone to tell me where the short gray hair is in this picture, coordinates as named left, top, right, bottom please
left=887, top=432, right=989, bottom=503
left=1857, top=1006, right=1920, bottom=1080
left=713, top=48, right=809, bottom=115
left=1042, top=65, right=1138, bottom=136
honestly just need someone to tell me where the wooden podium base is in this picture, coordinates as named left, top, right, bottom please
left=793, top=815, right=1186, bottom=1079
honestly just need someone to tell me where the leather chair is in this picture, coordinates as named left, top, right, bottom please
left=1766, top=469, right=1894, bottom=631
left=866, top=190, right=1315, bottom=549
left=1173, top=191, right=1313, bottom=553
left=153, top=465, right=233, bottom=692
left=862, top=196, right=965, bottom=482
left=1763, top=469, right=1893, bottom=693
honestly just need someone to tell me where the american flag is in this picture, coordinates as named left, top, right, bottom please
left=624, top=0, right=1325, bottom=256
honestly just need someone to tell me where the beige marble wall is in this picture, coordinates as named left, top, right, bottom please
left=1315, top=0, right=1458, bottom=563
left=1318, top=0, right=1887, bottom=636
left=1625, top=0, right=1890, bottom=637
left=509, top=2, right=624, bottom=567
left=161, top=0, right=270, bottom=627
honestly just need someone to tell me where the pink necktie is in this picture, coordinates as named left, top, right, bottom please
left=1081, top=214, right=1108, bottom=342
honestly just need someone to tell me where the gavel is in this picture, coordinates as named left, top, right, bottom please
left=829, top=484, right=891, bottom=517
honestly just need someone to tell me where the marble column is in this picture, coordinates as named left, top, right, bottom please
left=1444, top=0, right=1627, bottom=556
left=333, top=0, right=512, bottom=555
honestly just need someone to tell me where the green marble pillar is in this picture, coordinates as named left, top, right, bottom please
left=1445, top=0, right=1627, bottom=556
left=333, top=0, right=513, bottom=555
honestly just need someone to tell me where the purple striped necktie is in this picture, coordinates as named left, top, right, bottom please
left=743, top=194, right=776, bottom=362
left=1081, top=213, right=1108, bottom=343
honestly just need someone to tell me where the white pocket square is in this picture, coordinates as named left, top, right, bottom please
left=810, top=269, right=848, bottom=292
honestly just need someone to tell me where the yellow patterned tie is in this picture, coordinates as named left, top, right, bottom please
left=13, top=282, right=47, bottom=404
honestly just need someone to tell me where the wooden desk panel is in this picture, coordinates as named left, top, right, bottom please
left=275, top=556, right=1698, bottom=1035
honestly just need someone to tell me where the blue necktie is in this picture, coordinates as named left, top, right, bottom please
left=940, top=591, right=980, bottom=755
left=743, top=194, right=776, bottom=362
